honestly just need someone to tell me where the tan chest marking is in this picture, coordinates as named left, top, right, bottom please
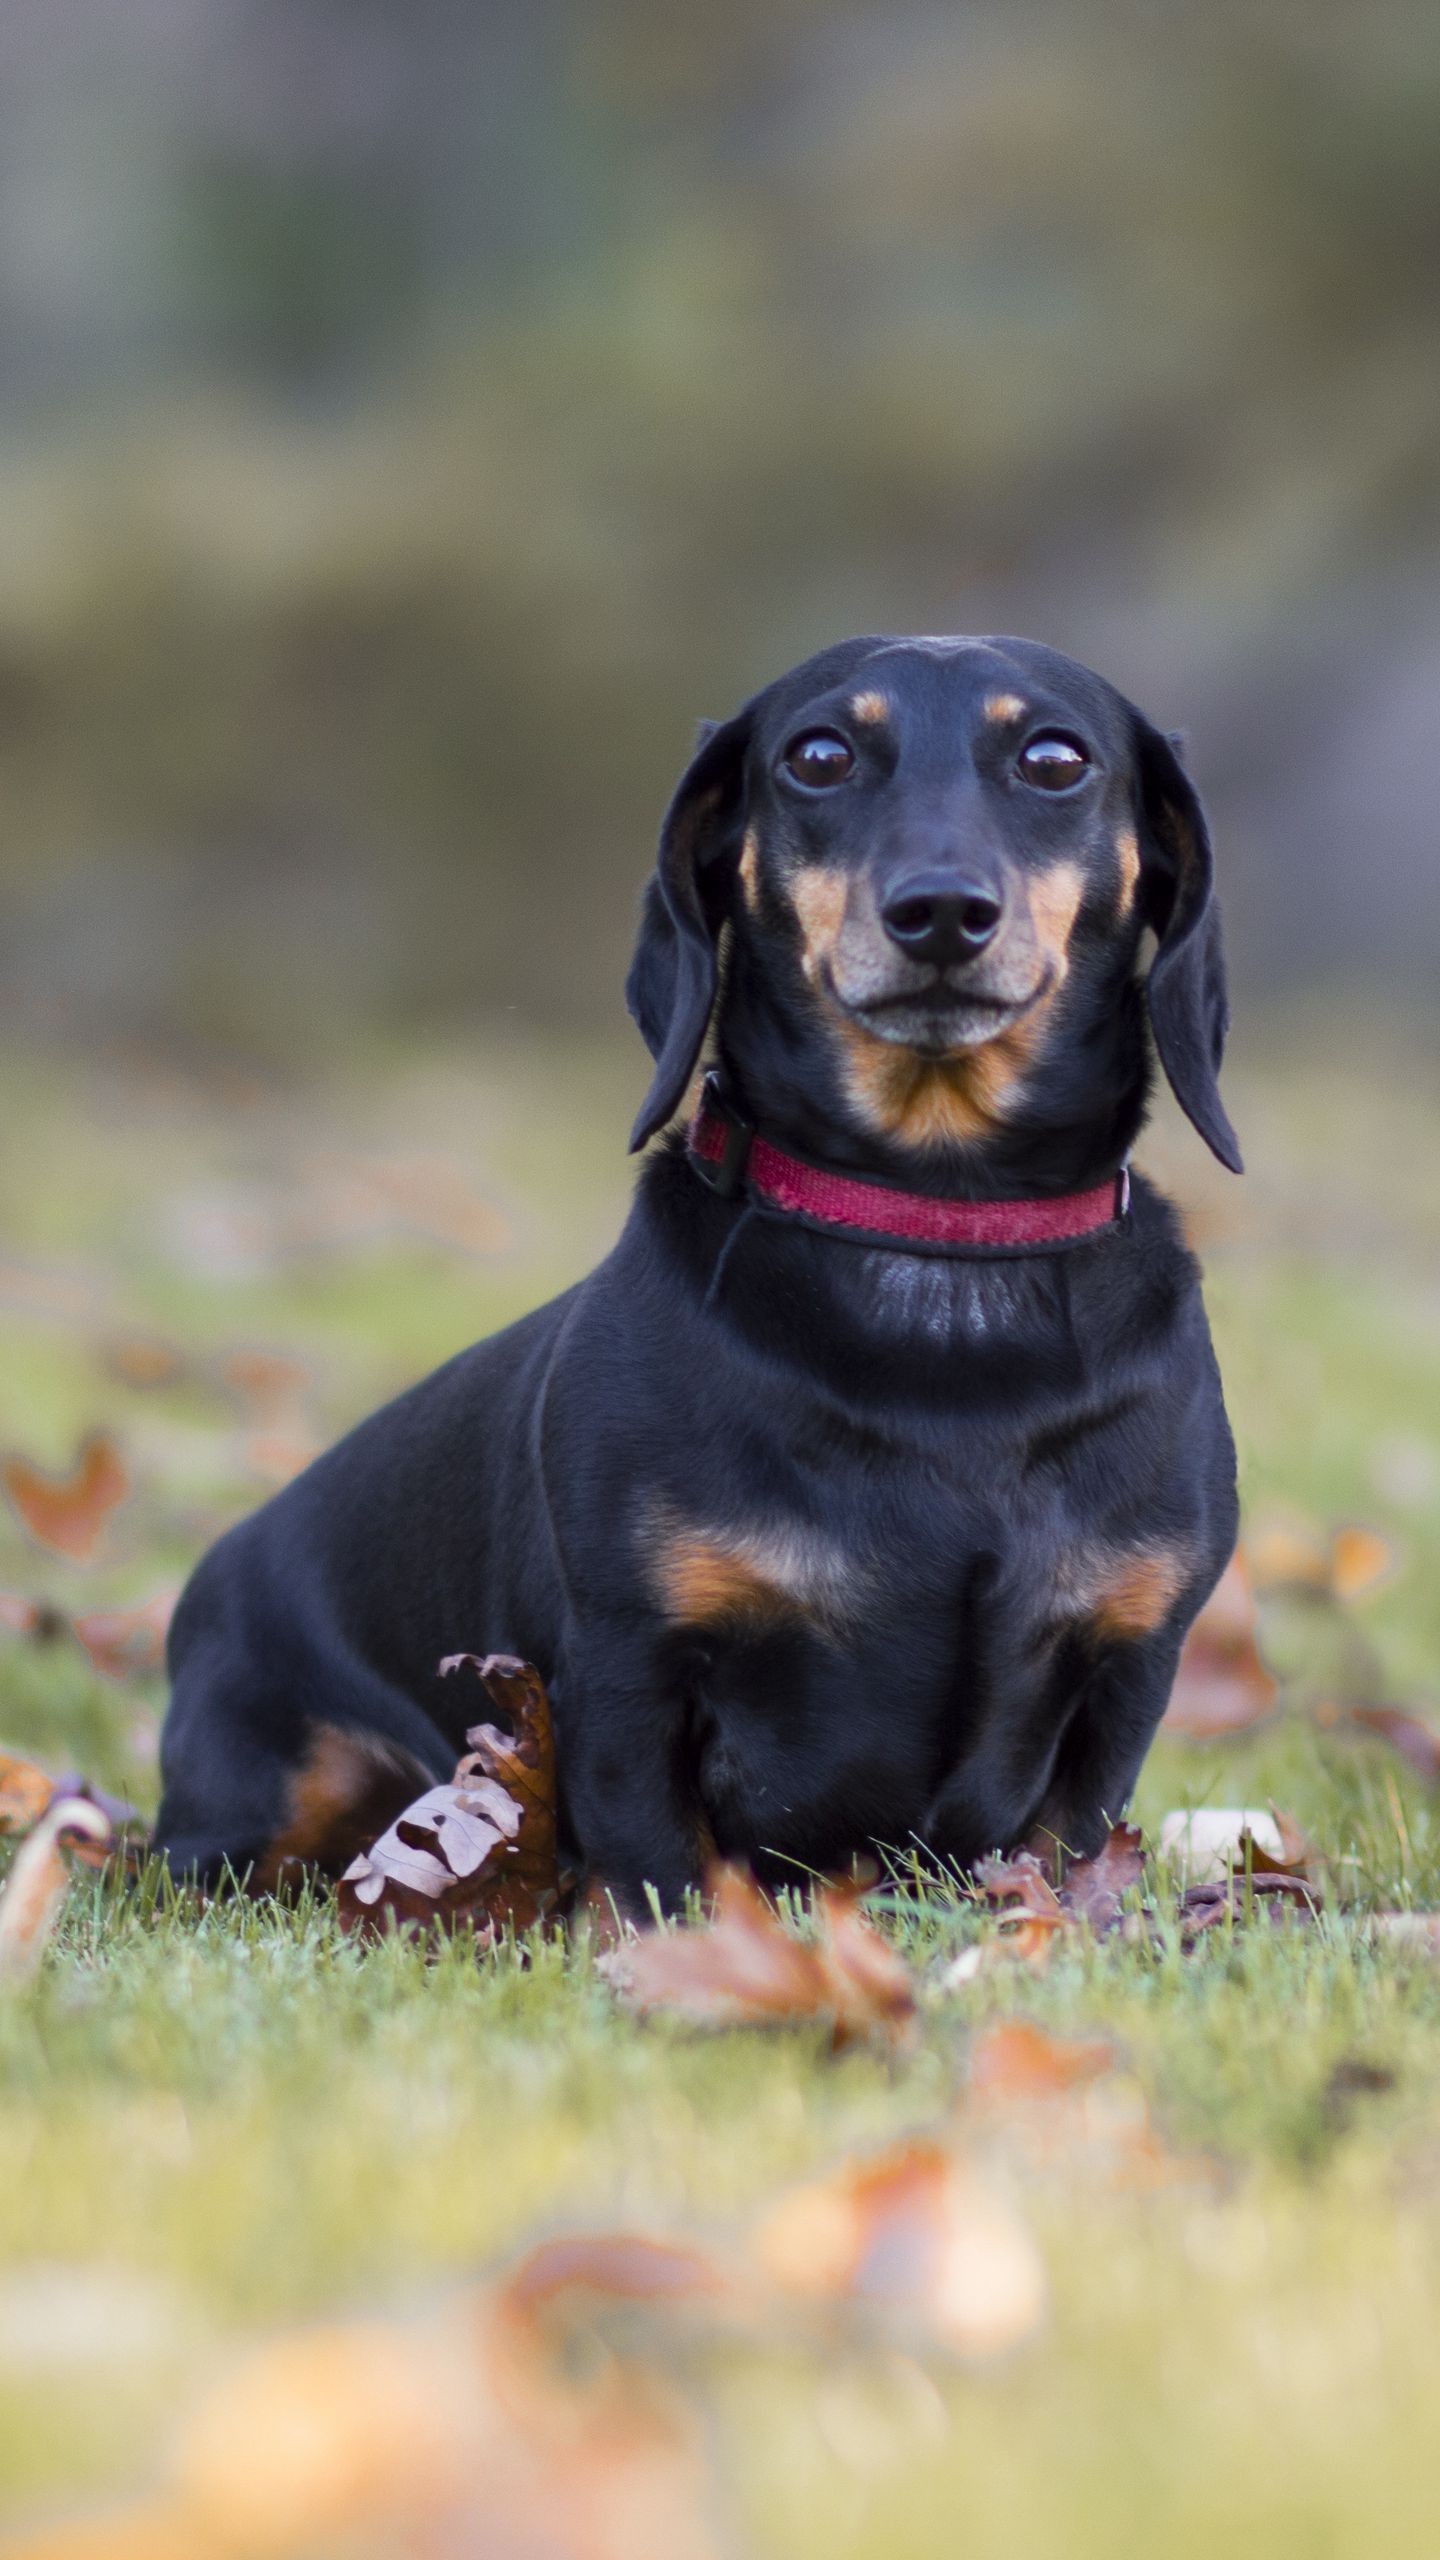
left=834, top=1023, right=1031, bottom=1147
left=1054, top=1543, right=1190, bottom=1644
left=646, top=1505, right=858, bottom=1636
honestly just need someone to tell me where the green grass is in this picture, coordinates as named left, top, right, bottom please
left=3, top=1026, right=1440, bottom=2556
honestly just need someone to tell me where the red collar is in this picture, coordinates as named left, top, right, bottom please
left=686, top=1076, right=1129, bottom=1254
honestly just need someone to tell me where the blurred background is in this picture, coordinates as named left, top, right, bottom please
left=8, top=17, right=1440, bottom=2545
left=1, top=0, right=1439, bottom=1060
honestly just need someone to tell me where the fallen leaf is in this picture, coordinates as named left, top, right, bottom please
left=967, top=2021, right=1117, bottom=2103
left=1247, top=1517, right=1397, bottom=1603
left=1348, top=1703, right=1440, bottom=1786
left=1158, top=1806, right=1310, bottom=1884
left=0, top=1797, right=112, bottom=1982
left=970, top=1849, right=1068, bottom=1970
left=1164, top=1553, right=1279, bottom=1738
left=1244, top=1520, right=1332, bottom=1594
left=100, top=1332, right=189, bottom=1391
left=2, top=1433, right=130, bottom=1565
left=337, top=1652, right=563, bottom=1943
left=601, top=1863, right=917, bottom=2049
left=0, top=1751, right=56, bottom=1834
left=70, top=1589, right=176, bottom=1681
left=1057, top=1821, right=1145, bottom=1930
left=214, top=1348, right=313, bottom=1424
left=751, top=2138, right=1045, bottom=2359
left=965, top=2024, right=1181, bottom=2190
left=0, top=1589, right=173, bottom=1682
left=1329, top=1525, right=1397, bottom=1602
left=1177, top=1870, right=1318, bottom=1944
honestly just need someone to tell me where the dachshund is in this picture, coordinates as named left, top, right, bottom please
left=155, top=633, right=1241, bottom=1914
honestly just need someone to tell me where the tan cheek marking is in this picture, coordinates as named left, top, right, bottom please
left=1114, top=826, right=1140, bottom=913
left=984, top=692, right=1027, bottom=724
left=849, top=689, right=891, bottom=726
left=1027, top=859, right=1087, bottom=978
left=788, top=865, right=850, bottom=986
left=738, top=827, right=761, bottom=912
left=833, top=1024, right=1028, bottom=1148
left=253, top=1727, right=431, bottom=1889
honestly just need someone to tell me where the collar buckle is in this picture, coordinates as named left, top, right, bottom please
left=689, top=1071, right=754, bottom=1200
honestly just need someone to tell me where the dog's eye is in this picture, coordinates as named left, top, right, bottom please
left=781, top=730, right=856, bottom=789
left=1017, top=732, right=1091, bottom=792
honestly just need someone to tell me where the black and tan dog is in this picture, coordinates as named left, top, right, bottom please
left=156, top=633, right=1241, bottom=1913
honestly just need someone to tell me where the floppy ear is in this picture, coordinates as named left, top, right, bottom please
left=1135, top=719, right=1243, bottom=1174
left=626, top=708, right=752, bottom=1152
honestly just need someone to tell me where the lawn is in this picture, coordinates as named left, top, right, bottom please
left=2, top=1019, right=1439, bottom=2558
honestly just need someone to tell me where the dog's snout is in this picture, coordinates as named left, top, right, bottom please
left=880, top=872, right=1003, bottom=967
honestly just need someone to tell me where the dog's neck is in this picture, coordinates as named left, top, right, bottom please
left=712, top=957, right=1151, bottom=1203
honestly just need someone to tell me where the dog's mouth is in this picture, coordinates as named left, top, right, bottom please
left=829, top=968, right=1054, bottom=1055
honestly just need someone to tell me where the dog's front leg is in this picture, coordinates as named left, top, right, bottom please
left=554, top=1633, right=705, bottom=1923
left=1021, top=1628, right=1187, bottom=1866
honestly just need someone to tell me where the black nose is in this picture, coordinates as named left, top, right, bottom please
left=880, top=872, right=1003, bottom=967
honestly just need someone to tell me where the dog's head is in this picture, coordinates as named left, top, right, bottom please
left=627, top=634, right=1240, bottom=1175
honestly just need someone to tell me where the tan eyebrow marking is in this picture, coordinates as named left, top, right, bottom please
left=984, top=692, right=1027, bottom=723
left=849, top=689, right=892, bottom=726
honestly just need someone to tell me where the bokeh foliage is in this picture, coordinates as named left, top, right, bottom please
left=0, top=0, right=1438, bottom=1049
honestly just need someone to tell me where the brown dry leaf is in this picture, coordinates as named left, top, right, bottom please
left=9, top=2243, right=726, bottom=2560
left=70, top=1589, right=176, bottom=1682
left=100, top=1332, right=189, bottom=1392
left=751, top=2138, right=1045, bottom=2359
left=1247, top=1517, right=1397, bottom=1603
left=1177, top=1870, right=1318, bottom=1945
left=1329, top=1525, right=1397, bottom=1601
left=965, top=2023, right=1181, bottom=2190
left=600, top=1863, right=917, bottom=2049
left=0, top=1751, right=56, bottom=1835
left=215, top=1348, right=313, bottom=1424
left=337, top=1652, right=562, bottom=1943
left=968, top=2021, right=1117, bottom=2103
left=0, top=1797, right=112, bottom=1982
left=952, top=1828, right=1144, bottom=1982
left=1163, top=1553, right=1279, bottom=1738
left=1242, top=1806, right=1314, bottom=1876
left=2, top=1433, right=130, bottom=1566
left=972, top=1850, right=1066, bottom=1970
left=1244, top=1520, right=1332, bottom=1594
left=445, top=1651, right=559, bottom=1929
left=1058, top=1821, right=1145, bottom=1930
left=1347, top=1703, right=1440, bottom=1786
